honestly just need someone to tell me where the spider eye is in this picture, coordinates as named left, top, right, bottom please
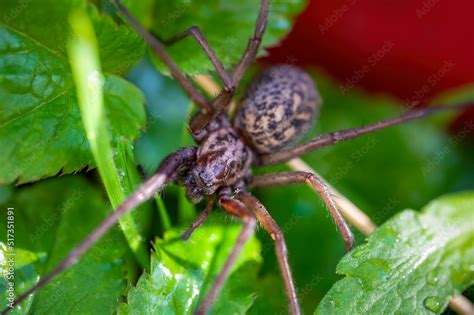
left=214, top=163, right=229, bottom=180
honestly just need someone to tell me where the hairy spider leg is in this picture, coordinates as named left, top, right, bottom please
left=156, top=24, right=237, bottom=133
left=181, top=197, right=214, bottom=240
left=160, top=26, right=235, bottom=93
left=115, top=0, right=270, bottom=133
left=114, top=0, right=211, bottom=113
left=2, top=148, right=196, bottom=314
left=190, top=0, right=270, bottom=131
left=238, top=191, right=301, bottom=315
left=259, top=103, right=474, bottom=165
left=250, top=171, right=354, bottom=250
left=195, top=194, right=257, bottom=315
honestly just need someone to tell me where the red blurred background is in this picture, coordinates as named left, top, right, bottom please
left=265, top=0, right=474, bottom=131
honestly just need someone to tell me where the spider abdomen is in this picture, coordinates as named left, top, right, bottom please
left=234, top=65, right=321, bottom=154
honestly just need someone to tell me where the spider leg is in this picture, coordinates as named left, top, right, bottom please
left=250, top=171, right=354, bottom=250
left=259, top=103, right=474, bottom=165
left=182, top=197, right=214, bottom=240
left=231, top=0, right=270, bottom=84
left=160, top=26, right=235, bottom=93
left=114, top=0, right=211, bottom=113
left=3, top=147, right=196, bottom=314
left=238, top=191, right=301, bottom=315
left=196, top=195, right=256, bottom=315
left=189, top=0, right=270, bottom=132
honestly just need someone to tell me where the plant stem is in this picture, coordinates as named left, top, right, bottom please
left=68, top=9, right=148, bottom=268
left=155, top=196, right=171, bottom=231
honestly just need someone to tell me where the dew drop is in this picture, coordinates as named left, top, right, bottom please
left=354, top=258, right=390, bottom=288
left=427, top=273, right=439, bottom=285
left=381, top=227, right=400, bottom=246
left=351, top=246, right=369, bottom=258
left=424, top=296, right=442, bottom=313
left=117, top=169, right=125, bottom=181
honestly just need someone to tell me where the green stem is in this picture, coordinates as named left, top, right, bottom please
left=155, top=196, right=171, bottom=231
left=68, top=9, right=148, bottom=269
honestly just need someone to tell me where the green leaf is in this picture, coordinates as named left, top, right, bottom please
left=0, top=0, right=146, bottom=184
left=0, top=176, right=130, bottom=314
left=315, top=191, right=474, bottom=314
left=119, top=223, right=262, bottom=314
left=142, top=0, right=307, bottom=74
left=89, top=4, right=146, bottom=74
left=118, top=0, right=155, bottom=28
left=0, top=0, right=145, bottom=73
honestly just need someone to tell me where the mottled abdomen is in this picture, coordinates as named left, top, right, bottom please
left=234, top=65, right=321, bottom=154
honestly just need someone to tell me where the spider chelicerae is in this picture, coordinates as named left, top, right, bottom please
left=7, top=1, right=473, bottom=314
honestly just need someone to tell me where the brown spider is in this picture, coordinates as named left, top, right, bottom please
left=6, top=1, right=473, bottom=314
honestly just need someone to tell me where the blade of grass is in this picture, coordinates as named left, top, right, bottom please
left=67, top=9, right=148, bottom=268
left=115, top=139, right=154, bottom=271
left=155, top=196, right=171, bottom=231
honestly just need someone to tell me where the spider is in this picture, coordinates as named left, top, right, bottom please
left=5, top=1, right=473, bottom=314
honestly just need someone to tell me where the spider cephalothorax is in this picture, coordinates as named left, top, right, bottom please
left=8, top=1, right=472, bottom=315
left=181, top=114, right=253, bottom=203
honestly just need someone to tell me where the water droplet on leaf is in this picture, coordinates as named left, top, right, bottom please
left=352, top=246, right=369, bottom=258
left=117, top=169, right=125, bottom=181
left=427, top=273, right=438, bottom=285
left=424, top=296, right=442, bottom=313
left=384, top=227, right=400, bottom=245
left=350, top=258, right=390, bottom=289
